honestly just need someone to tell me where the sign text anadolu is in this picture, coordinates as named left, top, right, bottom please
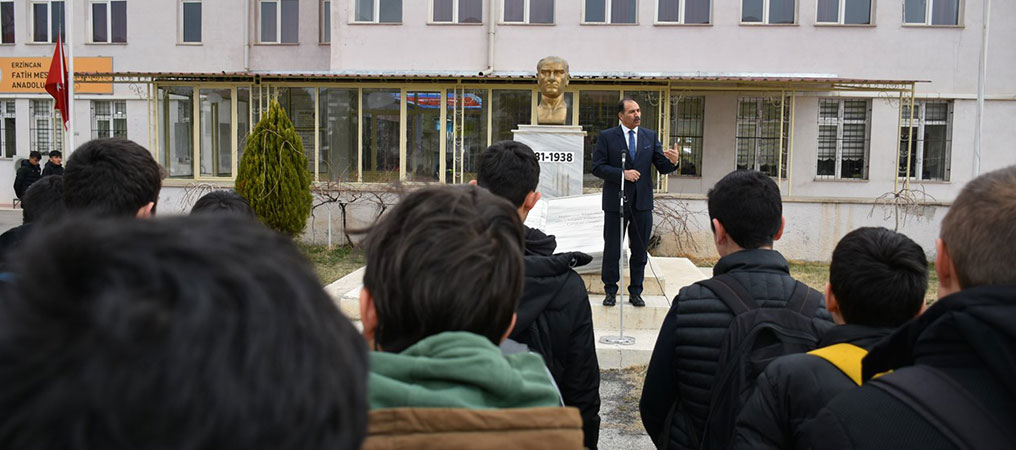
left=0, top=57, right=112, bottom=94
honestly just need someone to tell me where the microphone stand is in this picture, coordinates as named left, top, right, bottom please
left=600, top=149, right=636, bottom=346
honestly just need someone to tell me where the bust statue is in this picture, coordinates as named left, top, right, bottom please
left=536, top=56, right=569, bottom=125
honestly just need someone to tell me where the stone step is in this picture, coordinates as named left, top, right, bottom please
left=594, top=328, right=659, bottom=369
left=590, top=294, right=672, bottom=330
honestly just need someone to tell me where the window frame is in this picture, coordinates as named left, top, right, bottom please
left=1, top=0, right=15, bottom=44
left=739, top=0, right=797, bottom=25
left=29, top=99, right=64, bottom=155
left=320, top=0, right=331, bottom=41
left=654, top=0, right=712, bottom=25
left=581, top=0, right=638, bottom=25
left=669, top=95, right=705, bottom=177
left=429, top=0, right=484, bottom=24
left=815, top=0, right=874, bottom=26
left=258, top=0, right=299, bottom=44
left=179, top=0, right=201, bottom=44
left=899, top=100, right=953, bottom=182
left=350, top=0, right=403, bottom=24
left=91, top=100, right=128, bottom=140
left=735, top=96, right=791, bottom=177
left=0, top=101, right=15, bottom=158
left=88, top=0, right=127, bottom=44
left=816, top=98, right=871, bottom=180
left=902, top=0, right=962, bottom=27
left=30, top=0, right=64, bottom=44
left=499, top=0, right=555, bottom=25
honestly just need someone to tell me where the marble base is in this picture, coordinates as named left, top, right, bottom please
left=512, top=125, right=586, bottom=198
left=524, top=193, right=627, bottom=274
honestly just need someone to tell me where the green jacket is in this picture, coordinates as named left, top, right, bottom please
left=369, top=331, right=561, bottom=410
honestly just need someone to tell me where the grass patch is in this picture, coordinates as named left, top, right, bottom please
left=788, top=260, right=939, bottom=304
left=299, top=244, right=365, bottom=285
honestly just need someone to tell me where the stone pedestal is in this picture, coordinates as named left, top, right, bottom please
left=512, top=125, right=586, bottom=198
left=524, top=193, right=626, bottom=275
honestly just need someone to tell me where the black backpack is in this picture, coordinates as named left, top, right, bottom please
left=678, top=274, right=827, bottom=450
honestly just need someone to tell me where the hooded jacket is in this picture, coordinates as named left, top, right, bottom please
left=511, top=225, right=601, bottom=449
left=41, top=160, right=63, bottom=177
left=804, top=285, right=1016, bottom=450
left=13, top=160, right=41, bottom=199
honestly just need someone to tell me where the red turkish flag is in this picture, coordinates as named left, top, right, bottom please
left=45, top=35, right=69, bottom=130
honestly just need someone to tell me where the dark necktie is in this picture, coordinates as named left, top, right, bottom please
left=628, top=130, right=636, bottom=161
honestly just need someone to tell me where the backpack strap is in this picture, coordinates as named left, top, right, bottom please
left=786, top=280, right=820, bottom=316
left=697, top=273, right=758, bottom=315
left=870, top=366, right=1016, bottom=450
left=807, top=343, right=868, bottom=385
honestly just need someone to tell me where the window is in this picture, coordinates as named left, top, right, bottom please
left=0, top=101, right=14, bottom=158
left=899, top=101, right=952, bottom=181
left=90, top=0, right=126, bottom=43
left=741, top=0, right=794, bottom=24
left=817, top=99, right=869, bottom=179
left=180, top=0, right=201, bottom=43
left=432, top=0, right=482, bottom=23
left=260, top=0, right=298, bottom=43
left=657, top=0, right=710, bottom=24
left=584, top=0, right=636, bottom=24
left=321, top=0, right=330, bottom=41
left=31, top=0, right=64, bottom=43
left=502, top=0, right=553, bottom=24
left=816, top=0, right=870, bottom=24
left=92, top=100, right=127, bottom=139
left=30, top=100, right=64, bottom=154
left=1, top=0, right=14, bottom=43
left=904, top=0, right=959, bottom=25
left=159, top=86, right=194, bottom=178
left=669, top=96, right=704, bottom=176
left=736, top=97, right=789, bottom=177
left=354, top=0, right=402, bottom=23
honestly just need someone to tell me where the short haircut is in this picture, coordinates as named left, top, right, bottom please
left=617, top=97, right=637, bottom=114
left=21, top=175, right=64, bottom=224
left=48, top=150, right=61, bottom=158
left=707, top=170, right=783, bottom=249
left=0, top=214, right=368, bottom=450
left=191, top=190, right=256, bottom=219
left=536, top=55, right=569, bottom=73
left=361, top=185, right=524, bottom=353
left=63, top=138, right=163, bottom=217
left=940, top=165, right=1016, bottom=288
left=29, top=151, right=41, bottom=160
left=829, top=227, right=927, bottom=327
left=475, top=141, right=540, bottom=208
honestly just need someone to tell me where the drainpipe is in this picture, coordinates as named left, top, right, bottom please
left=479, top=0, right=496, bottom=76
left=973, top=0, right=991, bottom=177
left=244, top=0, right=251, bottom=71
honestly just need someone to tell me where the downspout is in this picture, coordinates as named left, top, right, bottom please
left=244, top=0, right=251, bottom=71
left=973, top=0, right=991, bottom=177
left=479, top=0, right=496, bottom=76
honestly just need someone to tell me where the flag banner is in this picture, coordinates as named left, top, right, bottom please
left=45, top=35, right=69, bottom=129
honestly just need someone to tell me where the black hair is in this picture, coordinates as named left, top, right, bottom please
left=829, top=227, right=927, bottom=327
left=617, top=97, right=637, bottom=114
left=48, top=150, right=61, bottom=158
left=361, top=185, right=524, bottom=353
left=29, top=151, right=41, bottom=160
left=63, top=138, right=163, bottom=217
left=21, top=175, right=64, bottom=224
left=707, top=170, right=783, bottom=249
left=475, top=140, right=540, bottom=208
left=191, top=190, right=256, bottom=219
left=0, top=214, right=368, bottom=450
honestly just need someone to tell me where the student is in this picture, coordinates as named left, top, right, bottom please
left=474, top=140, right=601, bottom=449
left=640, top=170, right=833, bottom=450
left=42, top=150, right=63, bottom=177
left=0, top=214, right=369, bottom=450
left=191, top=190, right=256, bottom=218
left=0, top=175, right=65, bottom=267
left=805, top=166, right=1016, bottom=450
left=358, top=185, right=583, bottom=449
left=63, top=138, right=163, bottom=218
left=13, top=150, right=42, bottom=199
left=732, top=227, right=928, bottom=450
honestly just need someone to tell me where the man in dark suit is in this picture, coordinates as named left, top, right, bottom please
left=592, top=97, right=680, bottom=307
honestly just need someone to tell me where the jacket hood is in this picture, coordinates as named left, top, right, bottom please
left=44, top=161, right=61, bottom=169
left=862, top=285, right=1016, bottom=397
left=368, top=331, right=560, bottom=410
left=515, top=252, right=591, bottom=332
left=524, top=226, right=558, bottom=256
left=713, top=249, right=791, bottom=276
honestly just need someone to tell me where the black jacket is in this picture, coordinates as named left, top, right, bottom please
left=640, top=249, right=834, bottom=450
left=731, top=324, right=895, bottom=450
left=803, top=285, right=1016, bottom=450
left=510, top=226, right=601, bottom=450
left=13, top=161, right=41, bottom=199
left=41, top=161, right=63, bottom=177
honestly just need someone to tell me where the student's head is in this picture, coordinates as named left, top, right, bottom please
left=474, top=140, right=541, bottom=219
left=28, top=151, right=41, bottom=165
left=63, top=138, right=163, bottom=218
left=359, top=185, right=524, bottom=353
left=707, top=170, right=784, bottom=255
left=0, top=214, right=368, bottom=450
left=191, top=190, right=256, bottom=219
left=936, top=166, right=1016, bottom=298
left=826, top=227, right=927, bottom=327
left=21, top=175, right=64, bottom=224
left=48, top=150, right=62, bottom=165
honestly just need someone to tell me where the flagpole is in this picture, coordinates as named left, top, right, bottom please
left=65, top=0, right=75, bottom=154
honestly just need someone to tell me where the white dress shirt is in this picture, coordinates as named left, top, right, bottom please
left=620, top=124, right=638, bottom=156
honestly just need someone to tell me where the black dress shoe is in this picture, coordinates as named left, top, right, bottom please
left=629, top=294, right=646, bottom=307
left=602, top=293, right=616, bottom=306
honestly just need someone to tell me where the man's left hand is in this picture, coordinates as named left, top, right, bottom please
left=664, top=144, right=680, bottom=165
